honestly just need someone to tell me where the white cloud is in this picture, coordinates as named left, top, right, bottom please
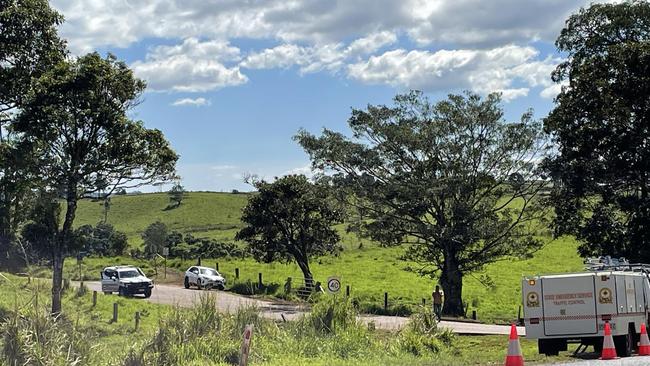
left=284, top=165, right=315, bottom=178
left=52, top=0, right=594, bottom=52
left=132, top=38, right=248, bottom=92
left=171, top=97, right=211, bottom=107
left=540, top=83, right=567, bottom=99
left=242, top=31, right=397, bottom=74
left=347, top=45, right=561, bottom=101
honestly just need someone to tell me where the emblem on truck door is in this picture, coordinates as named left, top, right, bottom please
left=527, top=292, right=540, bottom=307
left=599, top=288, right=613, bottom=304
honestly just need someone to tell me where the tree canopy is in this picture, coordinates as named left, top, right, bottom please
left=0, top=0, right=66, bottom=267
left=236, top=175, right=343, bottom=287
left=296, top=91, right=548, bottom=316
left=14, top=52, right=178, bottom=314
left=543, top=1, right=650, bottom=261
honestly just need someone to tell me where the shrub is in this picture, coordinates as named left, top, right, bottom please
left=395, top=306, right=456, bottom=356
left=308, top=296, right=357, bottom=334
left=229, top=280, right=279, bottom=296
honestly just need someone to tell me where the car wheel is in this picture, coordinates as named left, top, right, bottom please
left=184, top=277, right=190, bottom=289
left=197, top=278, right=203, bottom=290
left=143, top=288, right=152, bottom=298
left=217, top=284, right=225, bottom=291
left=103, top=291, right=111, bottom=295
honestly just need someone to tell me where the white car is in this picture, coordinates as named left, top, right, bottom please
left=101, top=265, right=153, bottom=298
left=184, top=266, right=226, bottom=290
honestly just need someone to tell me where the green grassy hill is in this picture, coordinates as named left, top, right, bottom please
left=75, top=192, right=250, bottom=245
left=72, top=191, right=584, bottom=322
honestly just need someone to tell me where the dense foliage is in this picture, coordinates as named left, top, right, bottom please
left=297, top=91, right=548, bottom=316
left=236, top=175, right=343, bottom=286
left=543, top=1, right=650, bottom=261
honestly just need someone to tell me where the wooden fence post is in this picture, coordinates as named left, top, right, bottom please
left=472, top=310, right=477, bottom=320
left=112, top=303, right=118, bottom=323
left=258, top=273, right=263, bottom=288
left=197, top=257, right=202, bottom=266
left=422, top=298, right=426, bottom=306
left=92, top=291, right=97, bottom=307
left=384, top=292, right=388, bottom=311
left=216, top=262, right=219, bottom=271
left=235, top=268, right=240, bottom=279
left=346, top=285, right=350, bottom=297
left=135, top=311, right=141, bottom=331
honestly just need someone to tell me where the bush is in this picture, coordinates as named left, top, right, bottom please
left=394, top=306, right=456, bottom=356
left=307, top=296, right=358, bottom=334
left=229, top=280, right=280, bottom=296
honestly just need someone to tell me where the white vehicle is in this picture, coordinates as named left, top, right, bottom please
left=101, top=265, right=153, bottom=298
left=184, top=266, right=226, bottom=290
left=522, top=257, right=650, bottom=357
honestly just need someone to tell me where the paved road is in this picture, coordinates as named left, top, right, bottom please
left=83, top=281, right=524, bottom=335
left=550, top=356, right=650, bottom=365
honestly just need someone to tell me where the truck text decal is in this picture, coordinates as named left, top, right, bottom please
left=544, top=292, right=593, bottom=306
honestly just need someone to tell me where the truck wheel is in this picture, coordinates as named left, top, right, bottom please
left=184, top=277, right=190, bottom=289
left=614, top=332, right=633, bottom=357
left=118, top=287, right=126, bottom=297
left=143, top=288, right=152, bottom=298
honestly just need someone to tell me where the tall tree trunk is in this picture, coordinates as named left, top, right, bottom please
left=440, top=252, right=464, bottom=317
left=52, top=185, right=78, bottom=315
left=296, top=257, right=314, bottom=290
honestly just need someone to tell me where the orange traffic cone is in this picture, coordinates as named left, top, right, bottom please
left=505, top=324, right=524, bottom=366
left=639, top=323, right=650, bottom=356
left=600, top=321, right=617, bottom=360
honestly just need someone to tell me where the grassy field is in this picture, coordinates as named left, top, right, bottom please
left=67, top=192, right=584, bottom=323
left=0, top=273, right=572, bottom=365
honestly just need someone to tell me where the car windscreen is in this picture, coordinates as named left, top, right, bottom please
left=119, top=270, right=140, bottom=278
left=200, top=268, right=217, bottom=276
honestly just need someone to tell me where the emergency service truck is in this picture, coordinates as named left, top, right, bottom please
left=522, top=257, right=650, bottom=357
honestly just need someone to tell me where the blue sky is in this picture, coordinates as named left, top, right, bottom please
left=49, top=0, right=608, bottom=191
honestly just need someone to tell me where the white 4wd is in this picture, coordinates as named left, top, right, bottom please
left=101, top=266, right=154, bottom=298
left=184, top=266, right=226, bottom=290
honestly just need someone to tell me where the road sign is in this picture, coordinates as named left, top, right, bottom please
left=327, top=276, right=341, bottom=293
left=162, top=247, right=169, bottom=256
left=239, top=324, right=254, bottom=366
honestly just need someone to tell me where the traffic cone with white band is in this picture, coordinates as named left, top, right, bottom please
left=639, top=323, right=650, bottom=356
left=600, top=321, right=617, bottom=360
left=504, top=324, right=524, bottom=366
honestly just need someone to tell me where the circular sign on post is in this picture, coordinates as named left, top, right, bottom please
left=327, top=277, right=341, bottom=293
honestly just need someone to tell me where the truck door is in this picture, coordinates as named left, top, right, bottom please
left=634, top=277, right=645, bottom=314
left=542, top=275, right=598, bottom=336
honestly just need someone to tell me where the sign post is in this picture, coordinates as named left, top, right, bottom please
left=239, top=324, right=254, bottom=366
left=327, top=276, right=341, bottom=294
left=162, top=247, right=169, bottom=279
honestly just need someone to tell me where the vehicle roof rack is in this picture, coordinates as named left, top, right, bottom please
left=585, top=256, right=650, bottom=273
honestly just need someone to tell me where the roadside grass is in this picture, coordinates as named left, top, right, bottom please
left=0, top=272, right=578, bottom=365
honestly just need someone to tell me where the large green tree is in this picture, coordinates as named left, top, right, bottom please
left=296, top=91, right=547, bottom=316
left=0, top=0, right=65, bottom=265
left=543, top=1, right=650, bottom=261
left=236, top=175, right=343, bottom=287
left=14, top=53, right=178, bottom=314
